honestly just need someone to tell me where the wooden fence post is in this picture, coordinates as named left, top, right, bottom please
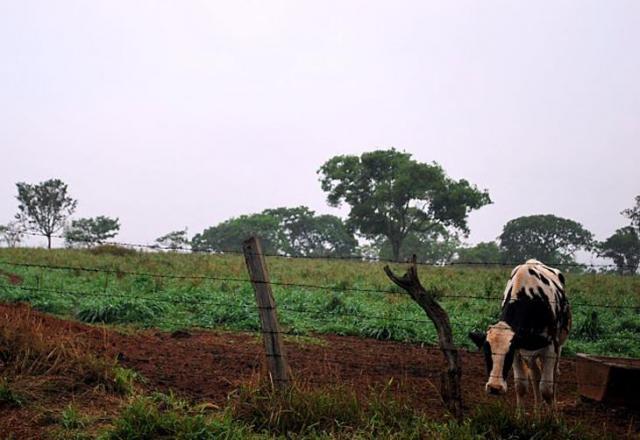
left=384, top=255, right=463, bottom=420
left=242, top=236, right=291, bottom=389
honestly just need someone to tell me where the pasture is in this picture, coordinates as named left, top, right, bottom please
left=1, top=247, right=639, bottom=438
left=1, top=247, right=639, bottom=357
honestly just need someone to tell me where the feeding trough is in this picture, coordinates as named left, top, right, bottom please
left=576, top=353, right=640, bottom=407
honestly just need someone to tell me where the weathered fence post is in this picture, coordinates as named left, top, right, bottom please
left=242, top=236, right=291, bottom=389
left=384, top=255, right=463, bottom=420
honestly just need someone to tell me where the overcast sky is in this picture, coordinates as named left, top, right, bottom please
left=1, top=1, right=638, bottom=251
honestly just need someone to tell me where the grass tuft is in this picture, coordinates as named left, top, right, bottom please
left=99, top=392, right=255, bottom=440
left=231, top=380, right=431, bottom=438
left=76, top=300, right=166, bottom=325
left=0, top=378, right=25, bottom=408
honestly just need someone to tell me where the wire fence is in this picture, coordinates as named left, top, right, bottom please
left=0, top=259, right=637, bottom=310
left=15, top=231, right=639, bottom=271
left=0, top=253, right=638, bottom=398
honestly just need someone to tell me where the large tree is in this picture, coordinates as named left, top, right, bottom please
left=598, top=227, right=640, bottom=275
left=64, top=216, right=120, bottom=247
left=191, top=207, right=357, bottom=257
left=15, top=179, right=77, bottom=249
left=498, top=214, right=593, bottom=265
left=318, top=149, right=491, bottom=261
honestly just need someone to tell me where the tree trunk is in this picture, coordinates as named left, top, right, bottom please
left=47, top=234, right=52, bottom=249
left=383, top=256, right=463, bottom=420
left=391, top=237, right=402, bottom=262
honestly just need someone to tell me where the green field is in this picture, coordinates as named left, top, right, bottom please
left=1, top=247, right=639, bottom=358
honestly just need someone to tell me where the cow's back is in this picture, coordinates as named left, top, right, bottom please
left=501, top=260, right=571, bottom=345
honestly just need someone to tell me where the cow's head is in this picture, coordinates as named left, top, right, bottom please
left=469, top=322, right=516, bottom=396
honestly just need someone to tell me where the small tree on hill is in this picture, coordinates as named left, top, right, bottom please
left=155, top=229, right=190, bottom=251
left=64, top=216, right=120, bottom=247
left=598, top=227, right=640, bottom=275
left=0, top=221, right=25, bottom=247
left=499, top=214, right=593, bottom=265
left=15, top=179, right=77, bottom=248
left=622, top=195, right=640, bottom=231
left=598, top=196, right=640, bottom=274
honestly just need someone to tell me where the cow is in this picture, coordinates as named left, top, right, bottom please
left=468, top=259, right=571, bottom=409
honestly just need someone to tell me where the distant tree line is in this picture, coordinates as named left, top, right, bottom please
left=1, top=149, right=638, bottom=273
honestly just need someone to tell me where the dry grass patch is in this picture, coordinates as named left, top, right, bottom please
left=0, top=303, right=135, bottom=395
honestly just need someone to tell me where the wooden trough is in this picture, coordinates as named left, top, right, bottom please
left=576, top=353, right=640, bottom=407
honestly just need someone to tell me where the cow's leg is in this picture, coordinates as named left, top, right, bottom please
left=513, top=352, right=528, bottom=412
left=540, top=345, right=557, bottom=410
left=553, top=344, right=563, bottom=404
left=528, top=357, right=542, bottom=408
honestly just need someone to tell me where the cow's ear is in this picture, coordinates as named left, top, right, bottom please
left=468, top=331, right=486, bottom=349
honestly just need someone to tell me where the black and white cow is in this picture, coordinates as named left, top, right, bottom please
left=468, top=259, right=571, bottom=408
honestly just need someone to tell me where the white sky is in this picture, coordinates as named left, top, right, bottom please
left=1, top=1, right=638, bottom=249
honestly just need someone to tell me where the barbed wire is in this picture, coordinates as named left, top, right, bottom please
left=15, top=231, right=637, bottom=270
left=1, top=260, right=638, bottom=310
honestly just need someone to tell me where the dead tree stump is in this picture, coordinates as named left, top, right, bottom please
left=384, top=255, right=463, bottom=420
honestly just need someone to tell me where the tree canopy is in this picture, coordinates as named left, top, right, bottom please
left=318, top=149, right=491, bottom=261
left=598, top=196, right=640, bottom=274
left=191, top=206, right=357, bottom=257
left=155, top=229, right=191, bottom=251
left=15, top=179, right=77, bottom=248
left=598, top=226, right=640, bottom=275
left=64, top=216, right=120, bottom=247
left=455, top=241, right=506, bottom=265
left=264, top=206, right=358, bottom=257
left=192, top=213, right=280, bottom=253
left=375, top=228, right=460, bottom=264
left=498, top=214, right=593, bottom=265
left=622, top=195, right=640, bottom=231
left=0, top=221, right=24, bottom=248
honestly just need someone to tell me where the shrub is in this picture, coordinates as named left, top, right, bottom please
left=100, top=393, right=252, bottom=440
left=76, top=300, right=166, bottom=324
left=575, top=311, right=604, bottom=341
left=88, top=245, right=137, bottom=257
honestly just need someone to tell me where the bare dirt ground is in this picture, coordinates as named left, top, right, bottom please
left=1, top=303, right=638, bottom=438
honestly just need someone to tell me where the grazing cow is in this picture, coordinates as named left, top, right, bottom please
left=468, top=259, right=571, bottom=409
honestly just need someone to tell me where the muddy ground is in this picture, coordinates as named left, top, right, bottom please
left=1, top=303, right=638, bottom=438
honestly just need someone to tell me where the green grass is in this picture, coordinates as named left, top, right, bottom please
left=0, top=248, right=639, bottom=357
left=64, top=386, right=604, bottom=440
left=98, top=392, right=259, bottom=440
